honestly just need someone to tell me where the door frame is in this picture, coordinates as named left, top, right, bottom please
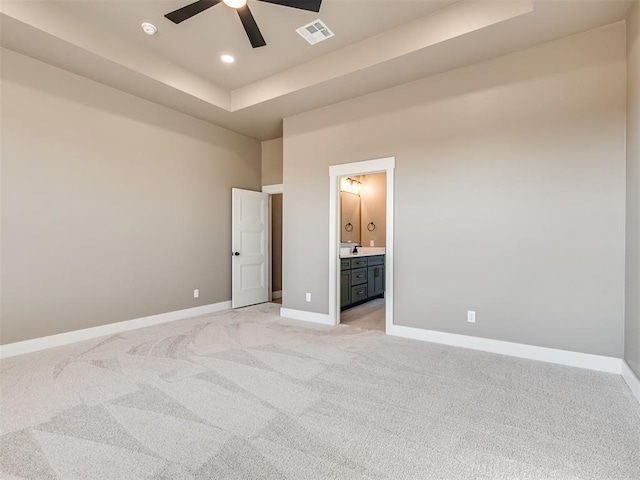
left=262, top=183, right=283, bottom=302
left=328, top=157, right=395, bottom=331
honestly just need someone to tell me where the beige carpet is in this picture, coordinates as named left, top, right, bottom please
left=1, top=303, right=639, bottom=479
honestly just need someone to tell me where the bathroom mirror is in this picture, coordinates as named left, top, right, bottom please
left=340, top=191, right=361, bottom=244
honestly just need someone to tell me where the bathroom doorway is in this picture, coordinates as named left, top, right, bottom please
left=328, top=157, right=395, bottom=332
left=339, top=173, right=387, bottom=331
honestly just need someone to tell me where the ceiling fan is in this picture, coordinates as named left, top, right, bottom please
left=165, top=0, right=323, bottom=48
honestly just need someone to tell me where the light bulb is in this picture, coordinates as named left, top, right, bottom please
left=223, top=0, right=247, bottom=8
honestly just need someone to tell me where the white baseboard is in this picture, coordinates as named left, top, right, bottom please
left=622, top=361, right=640, bottom=404
left=280, top=308, right=334, bottom=326
left=272, top=290, right=282, bottom=300
left=0, top=301, right=232, bottom=359
left=387, top=324, right=622, bottom=374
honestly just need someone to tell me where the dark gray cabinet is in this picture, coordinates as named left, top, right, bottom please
left=340, top=270, right=351, bottom=308
left=368, top=265, right=384, bottom=298
left=340, top=255, right=384, bottom=310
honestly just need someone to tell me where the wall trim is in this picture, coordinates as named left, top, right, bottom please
left=622, top=361, right=640, bottom=404
left=280, top=307, right=333, bottom=326
left=262, top=184, right=283, bottom=194
left=0, top=301, right=232, bottom=359
left=272, top=290, right=282, bottom=299
left=387, top=324, right=622, bottom=374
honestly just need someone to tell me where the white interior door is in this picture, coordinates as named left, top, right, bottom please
left=232, top=188, right=269, bottom=308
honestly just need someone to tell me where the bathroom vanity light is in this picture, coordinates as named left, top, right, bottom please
left=341, top=177, right=362, bottom=194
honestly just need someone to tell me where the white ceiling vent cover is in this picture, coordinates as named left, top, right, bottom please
left=296, top=19, right=334, bottom=45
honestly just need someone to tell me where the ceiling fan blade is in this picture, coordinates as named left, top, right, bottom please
left=165, top=0, right=222, bottom=24
left=237, top=5, right=266, bottom=48
left=257, top=0, right=322, bottom=12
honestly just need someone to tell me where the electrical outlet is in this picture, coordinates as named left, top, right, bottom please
left=194, top=289, right=199, bottom=298
left=305, top=293, right=311, bottom=302
left=467, top=310, right=476, bottom=323
left=370, top=240, right=374, bottom=247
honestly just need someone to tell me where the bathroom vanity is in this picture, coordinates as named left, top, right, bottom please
left=340, top=253, right=385, bottom=310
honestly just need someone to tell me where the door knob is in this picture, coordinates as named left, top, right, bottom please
left=232, top=251, right=240, bottom=256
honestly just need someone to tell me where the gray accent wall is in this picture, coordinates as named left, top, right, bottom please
left=626, top=2, right=640, bottom=377
left=282, top=23, right=627, bottom=357
left=0, top=49, right=261, bottom=345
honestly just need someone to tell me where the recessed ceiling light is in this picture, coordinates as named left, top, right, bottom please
left=141, top=22, right=157, bottom=36
left=223, top=0, right=247, bottom=8
left=221, top=54, right=235, bottom=64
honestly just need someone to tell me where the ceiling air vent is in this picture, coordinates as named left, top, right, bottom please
left=296, top=19, right=334, bottom=45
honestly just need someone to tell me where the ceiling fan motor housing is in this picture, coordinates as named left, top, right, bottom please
left=165, top=0, right=323, bottom=48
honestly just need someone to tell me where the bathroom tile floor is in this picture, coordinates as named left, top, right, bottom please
left=340, top=298, right=385, bottom=331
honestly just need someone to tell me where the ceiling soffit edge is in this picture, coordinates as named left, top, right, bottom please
left=1, top=0, right=534, bottom=114
left=230, top=0, right=535, bottom=111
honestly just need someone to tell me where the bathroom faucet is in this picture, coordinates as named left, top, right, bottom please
left=352, top=245, right=359, bottom=254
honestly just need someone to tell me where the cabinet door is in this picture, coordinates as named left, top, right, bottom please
left=340, top=270, right=351, bottom=308
left=367, top=265, right=384, bottom=298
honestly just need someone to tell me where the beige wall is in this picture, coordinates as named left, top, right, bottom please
left=626, top=2, right=640, bottom=377
left=282, top=23, right=626, bottom=357
left=261, top=137, right=283, bottom=186
left=0, top=49, right=261, bottom=344
left=360, top=173, right=386, bottom=247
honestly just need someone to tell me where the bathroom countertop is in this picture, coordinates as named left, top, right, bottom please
left=339, top=247, right=386, bottom=258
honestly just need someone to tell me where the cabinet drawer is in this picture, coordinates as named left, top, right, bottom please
left=367, top=255, right=384, bottom=266
left=350, top=268, right=367, bottom=286
left=340, top=258, right=351, bottom=271
left=350, top=257, right=367, bottom=268
left=351, top=285, right=368, bottom=303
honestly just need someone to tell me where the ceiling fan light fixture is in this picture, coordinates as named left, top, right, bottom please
left=223, top=0, right=247, bottom=8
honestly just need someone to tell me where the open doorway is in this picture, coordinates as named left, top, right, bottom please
left=271, top=193, right=283, bottom=304
left=263, top=184, right=283, bottom=304
left=339, top=173, right=386, bottom=331
left=328, top=157, right=395, bottom=332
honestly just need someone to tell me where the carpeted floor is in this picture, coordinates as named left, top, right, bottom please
left=1, top=303, right=639, bottom=480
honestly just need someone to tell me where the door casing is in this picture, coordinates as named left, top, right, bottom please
left=328, top=157, right=395, bottom=330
